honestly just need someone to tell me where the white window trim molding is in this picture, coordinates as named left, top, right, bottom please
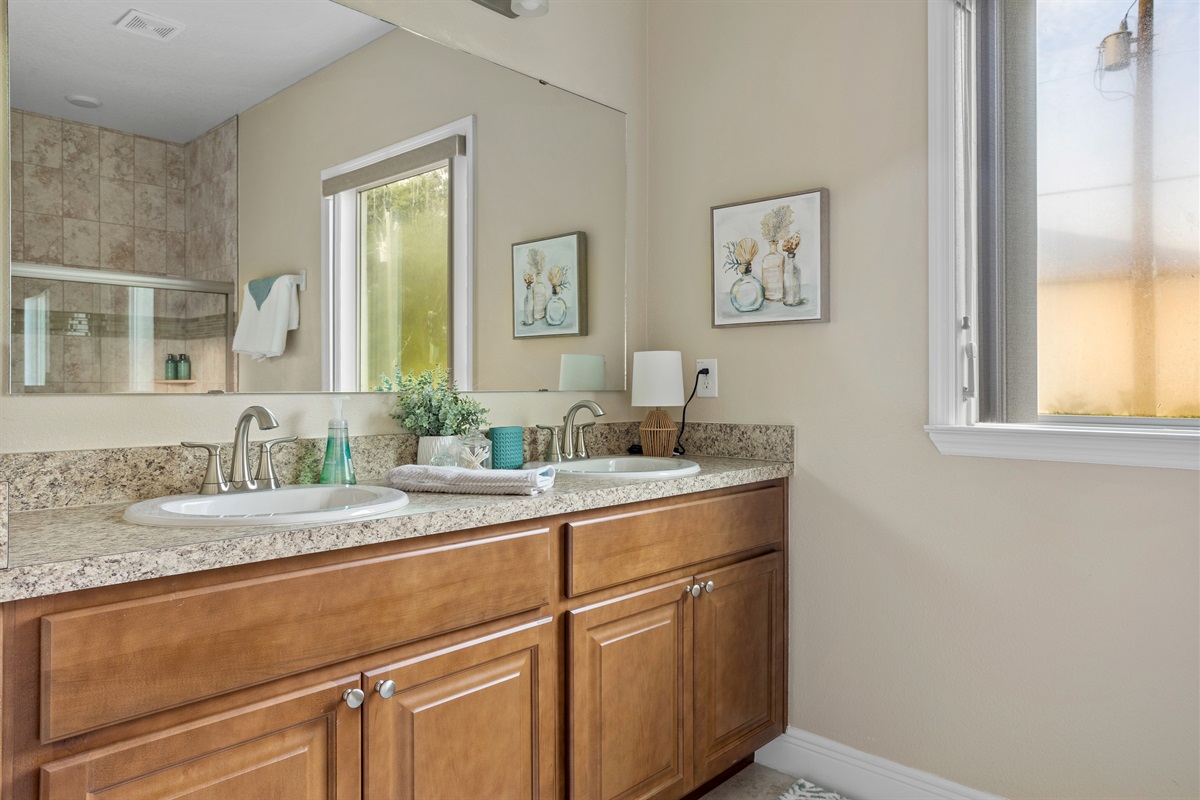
left=926, top=0, right=1199, bottom=471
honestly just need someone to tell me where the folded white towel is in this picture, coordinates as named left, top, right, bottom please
left=232, top=275, right=300, bottom=361
left=386, top=464, right=556, bottom=496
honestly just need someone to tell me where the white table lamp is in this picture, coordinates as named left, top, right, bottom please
left=632, top=351, right=684, bottom=457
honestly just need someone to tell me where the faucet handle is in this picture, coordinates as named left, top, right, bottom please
left=574, top=422, right=596, bottom=459
left=182, top=442, right=229, bottom=495
left=255, top=437, right=297, bottom=490
left=535, top=425, right=563, bottom=462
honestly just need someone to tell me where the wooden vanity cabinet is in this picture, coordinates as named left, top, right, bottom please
left=6, top=522, right=554, bottom=800
left=566, top=484, right=788, bottom=800
left=2, top=478, right=787, bottom=800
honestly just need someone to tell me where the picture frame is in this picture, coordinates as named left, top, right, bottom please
left=512, top=231, right=588, bottom=338
left=711, top=187, right=829, bottom=327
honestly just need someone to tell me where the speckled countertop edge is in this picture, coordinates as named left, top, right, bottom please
left=0, top=457, right=791, bottom=603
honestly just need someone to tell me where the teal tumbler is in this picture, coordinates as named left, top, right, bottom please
left=489, top=426, right=525, bottom=469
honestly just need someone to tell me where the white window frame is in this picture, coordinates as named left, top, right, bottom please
left=926, top=0, right=1199, bottom=471
left=320, top=116, right=475, bottom=392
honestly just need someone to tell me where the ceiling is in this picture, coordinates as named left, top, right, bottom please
left=9, top=0, right=395, bottom=143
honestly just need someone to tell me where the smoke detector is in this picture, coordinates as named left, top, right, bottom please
left=66, top=95, right=102, bottom=109
left=115, top=9, right=185, bottom=42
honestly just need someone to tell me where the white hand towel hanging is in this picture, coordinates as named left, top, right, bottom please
left=232, top=274, right=300, bottom=361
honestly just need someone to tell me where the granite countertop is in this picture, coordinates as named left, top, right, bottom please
left=0, top=456, right=791, bottom=603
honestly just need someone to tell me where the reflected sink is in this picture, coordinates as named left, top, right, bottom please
left=528, top=456, right=700, bottom=479
left=124, top=484, right=410, bottom=527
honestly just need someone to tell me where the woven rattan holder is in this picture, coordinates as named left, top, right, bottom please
left=639, top=408, right=677, bottom=458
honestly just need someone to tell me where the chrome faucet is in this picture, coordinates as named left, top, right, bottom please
left=183, top=405, right=293, bottom=495
left=562, top=400, right=605, bottom=460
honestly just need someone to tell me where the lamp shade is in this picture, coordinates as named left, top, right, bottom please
left=631, top=351, right=685, bottom=407
left=559, top=354, right=606, bottom=391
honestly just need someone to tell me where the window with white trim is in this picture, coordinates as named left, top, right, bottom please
left=321, top=118, right=474, bottom=392
left=927, top=0, right=1199, bottom=469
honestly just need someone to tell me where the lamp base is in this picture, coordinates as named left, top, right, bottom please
left=639, top=408, right=677, bottom=458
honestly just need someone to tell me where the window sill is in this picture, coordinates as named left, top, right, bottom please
left=925, top=423, right=1200, bottom=470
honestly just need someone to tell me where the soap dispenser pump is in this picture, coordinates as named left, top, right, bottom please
left=320, top=396, right=356, bottom=485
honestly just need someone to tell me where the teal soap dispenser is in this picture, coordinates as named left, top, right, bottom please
left=320, top=396, right=357, bottom=485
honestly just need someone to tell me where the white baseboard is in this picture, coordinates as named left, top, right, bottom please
left=756, top=727, right=1005, bottom=800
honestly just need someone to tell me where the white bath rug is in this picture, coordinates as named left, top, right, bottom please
left=777, top=777, right=852, bottom=800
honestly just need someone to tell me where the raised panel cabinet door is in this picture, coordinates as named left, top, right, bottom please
left=569, top=578, right=695, bottom=800
left=692, top=553, right=786, bottom=784
left=362, top=618, right=556, bottom=800
left=39, top=673, right=362, bottom=800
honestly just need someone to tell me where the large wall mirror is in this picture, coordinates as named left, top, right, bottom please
left=6, top=0, right=627, bottom=395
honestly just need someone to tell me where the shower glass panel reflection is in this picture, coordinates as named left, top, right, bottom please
left=9, top=264, right=234, bottom=394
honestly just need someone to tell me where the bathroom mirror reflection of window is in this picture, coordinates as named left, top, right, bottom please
left=5, top=0, right=627, bottom=395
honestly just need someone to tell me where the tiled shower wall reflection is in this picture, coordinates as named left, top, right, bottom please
left=9, top=110, right=236, bottom=393
left=10, top=279, right=229, bottom=394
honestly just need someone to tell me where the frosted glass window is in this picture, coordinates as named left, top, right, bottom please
left=967, top=0, right=1199, bottom=422
left=357, top=164, right=451, bottom=391
left=1034, top=0, right=1198, bottom=419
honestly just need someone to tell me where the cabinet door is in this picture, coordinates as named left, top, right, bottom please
left=569, top=578, right=694, bottom=800
left=40, top=674, right=362, bottom=800
left=363, top=618, right=556, bottom=800
left=693, top=552, right=786, bottom=783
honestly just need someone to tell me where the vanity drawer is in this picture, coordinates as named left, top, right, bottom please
left=39, top=527, right=550, bottom=742
left=565, top=483, right=784, bottom=596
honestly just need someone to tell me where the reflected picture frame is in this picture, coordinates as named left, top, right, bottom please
left=512, top=231, right=588, bottom=339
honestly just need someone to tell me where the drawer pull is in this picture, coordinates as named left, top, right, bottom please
left=343, top=688, right=366, bottom=709
left=689, top=584, right=701, bottom=598
left=374, top=679, right=397, bottom=699
left=703, top=580, right=715, bottom=594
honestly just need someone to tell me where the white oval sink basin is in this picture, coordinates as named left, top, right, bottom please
left=124, top=484, right=410, bottom=527
left=527, top=456, right=700, bottom=479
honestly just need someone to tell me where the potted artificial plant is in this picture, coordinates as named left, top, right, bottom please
left=380, top=367, right=489, bottom=465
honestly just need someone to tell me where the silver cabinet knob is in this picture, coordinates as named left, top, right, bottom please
left=343, top=688, right=366, bottom=708
left=703, top=580, right=715, bottom=593
left=374, top=679, right=397, bottom=699
left=689, top=584, right=702, bottom=598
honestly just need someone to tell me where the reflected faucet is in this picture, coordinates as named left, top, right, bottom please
left=562, top=400, right=605, bottom=460
left=230, top=405, right=280, bottom=491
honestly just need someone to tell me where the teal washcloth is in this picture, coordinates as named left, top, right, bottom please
left=247, top=275, right=283, bottom=310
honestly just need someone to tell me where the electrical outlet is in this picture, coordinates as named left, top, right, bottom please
left=695, top=359, right=718, bottom=398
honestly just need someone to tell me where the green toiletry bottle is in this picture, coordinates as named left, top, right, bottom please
left=165, top=354, right=177, bottom=380
left=177, top=353, right=191, bottom=380
left=320, top=396, right=356, bottom=485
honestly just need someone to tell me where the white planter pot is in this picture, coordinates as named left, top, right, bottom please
left=416, top=435, right=458, bottom=466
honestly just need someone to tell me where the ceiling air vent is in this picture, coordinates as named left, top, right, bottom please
left=115, top=9, right=185, bottom=42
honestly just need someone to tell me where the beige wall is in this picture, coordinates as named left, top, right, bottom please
left=0, top=0, right=646, bottom=451
left=237, top=27, right=625, bottom=393
left=646, top=2, right=1198, bottom=798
